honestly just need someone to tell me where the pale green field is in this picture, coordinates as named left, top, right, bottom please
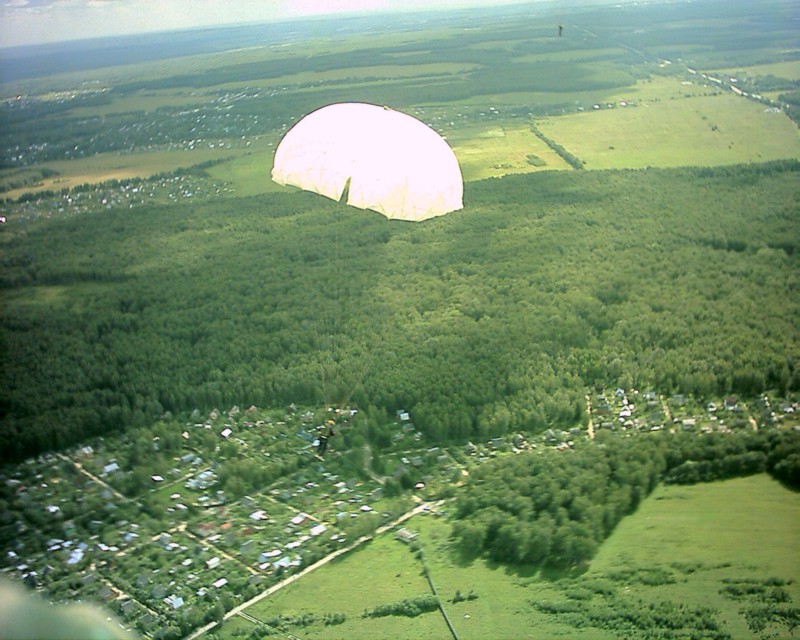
left=451, top=123, right=571, bottom=181
left=511, top=47, right=628, bottom=64
left=220, top=474, right=800, bottom=640
left=714, top=60, right=800, bottom=82
left=228, top=532, right=449, bottom=639
left=1, top=146, right=250, bottom=198
left=590, top=474, right=800, bottom=639
left=537, top=78, right=800, bottom=169
left=712, top=60, right=800, bottom=80
left=204, top=140, right=284, bottom=197
left=68, top=89, right=208, bottom=117
left=208, top=121, right=569, bottom=194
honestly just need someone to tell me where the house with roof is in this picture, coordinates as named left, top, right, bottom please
left=395, top=528, right=418, bottom=544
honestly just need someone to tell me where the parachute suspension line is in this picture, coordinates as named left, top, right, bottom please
left=315, top=198, right=346, bottom=411
left=310, top=313, right=330, bottom=410
left=331, top=196, right=346, bottom=407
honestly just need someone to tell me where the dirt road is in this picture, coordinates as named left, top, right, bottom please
left=186, top=500, right=443, bottom=640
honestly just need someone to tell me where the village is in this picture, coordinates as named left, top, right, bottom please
left=1, top=389, right=797, bottom=638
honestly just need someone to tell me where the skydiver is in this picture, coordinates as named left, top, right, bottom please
left=316, top=426, right=335, bottom=458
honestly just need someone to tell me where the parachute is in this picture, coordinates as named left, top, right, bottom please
left=271, top=103, right=463, bottom=222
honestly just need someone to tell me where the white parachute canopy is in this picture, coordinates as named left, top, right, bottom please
left=271, top=103, right=463, bottom=222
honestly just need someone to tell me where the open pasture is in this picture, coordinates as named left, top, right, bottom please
left=510, top=46, right=631, bottom=65
left=451, top=123, right=570, bottom=181
left=224, top=474, right=800, bottom=639
left=232, top=532, right=448, bottom=639
left=588, top=474, right=800, bottom=639
left=536, top=78, right=800, bottom=169
left=0, top=146, right=250, bottom=199
left=714, top=60, right=800, bottom=82
left=204, top=141, right=283, bottom=197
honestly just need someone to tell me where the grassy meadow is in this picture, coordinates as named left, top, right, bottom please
left=588, top=474, right=800, bottom=640
left=221, top=474, right=800, bottom=640
left=2, top=146, right=253, bottom=199
left=226, top=532, right=449, bottom=639
left=536, top=78, right=800, bottom=170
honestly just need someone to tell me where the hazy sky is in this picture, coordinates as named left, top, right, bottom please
left=1, top=0, right=541, bottom=48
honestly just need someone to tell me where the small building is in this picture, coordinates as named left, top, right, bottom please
left=206, top=557, right=221, bottom=570
left=290, top=513, right=310, bottom=526
left=212, top=577, right=228, bottom=589
left=259, top=550, right=281, bottom=563
left=66, top=548, right=84, bottom=565
left=489, top=437, right=504, bottom=450
left=102, top=462, right=120, bottom=475
left=395, top=528, right=418, bottom=544
left=97, top=585, right=114, bottom=601
left=165, top=594, right=184, bottom=610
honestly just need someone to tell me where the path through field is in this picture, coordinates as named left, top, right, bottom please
left=187, top=500, right=444, bottom=639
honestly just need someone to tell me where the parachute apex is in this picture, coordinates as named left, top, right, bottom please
left=271, top=102, right=463, bottom=222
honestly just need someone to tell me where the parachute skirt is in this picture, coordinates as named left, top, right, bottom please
left=271, top=103, right=464, bottom=222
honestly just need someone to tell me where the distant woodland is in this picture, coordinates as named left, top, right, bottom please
left=1, top=161, right=798, bottom=461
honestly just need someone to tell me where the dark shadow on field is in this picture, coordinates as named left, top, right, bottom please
left=446, top=535, right=588, bottom=581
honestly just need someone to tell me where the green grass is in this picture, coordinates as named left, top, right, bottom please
left=589, top=474, right=800, bottom=639
left=714, top=61, right=800, bottom=82
left=204, top=141, right=285, bottom=196
left=537, top=78, right=800, bottom=169
left=450, top=123, right=571, bottom=181
left=221, top=474, right=800, bottom=640
left=511, top=47, right=631, bottom=64
left=233, top=533, right=448, bottom=639
left=1, top=147, right=249, bottom=198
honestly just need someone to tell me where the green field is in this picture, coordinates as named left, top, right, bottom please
left=715, top=61, right=800, bottom=82
left=536, top=78, right=800, bottom=169
left=224, top=531, right=448, bottom=639
left=219, top=474, right=800, bottom=640
left=1, top=146, right=251, bottom=199
left=450, top=123, right=570, bottom=181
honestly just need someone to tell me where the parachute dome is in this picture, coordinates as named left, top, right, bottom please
left=271, top=103, right=463, bottom=222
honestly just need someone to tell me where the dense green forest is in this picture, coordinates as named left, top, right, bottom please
left=2, top=161, right=798, bottom=462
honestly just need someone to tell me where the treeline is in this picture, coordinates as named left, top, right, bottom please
left=451, top=430, right=800, bottom=570
left=1, top=165, right=798, bottom=461
left=664, top=429, right=800, bottom=487
left=530, top=123, right=584, bottom=170
left=452, top=436, right=665, bottom=568
left=362, top=595, right=440, bottom=619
